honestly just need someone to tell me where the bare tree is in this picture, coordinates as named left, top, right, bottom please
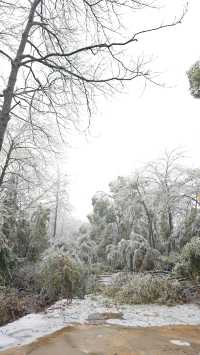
left=0, top=0, right=186, bottom=152
left=0, top=123, right=51, bottom=190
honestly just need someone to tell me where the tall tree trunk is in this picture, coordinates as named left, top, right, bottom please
left=0, top=141, right=14, bottom=187
left=0, top=0, right=41, bottom=152
left=52, top=169, right=60, bottom=239
left=136, top=182, right=155, bottom=248
left=167, top=208, right=173, bottom=255
left=52, top=189, right=59, bottom=239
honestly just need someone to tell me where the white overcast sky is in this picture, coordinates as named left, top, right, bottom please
left=66, top=0, right=200, bottom=220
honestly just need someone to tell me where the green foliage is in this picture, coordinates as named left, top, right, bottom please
left=26, top=205, right=50, bottom=262
left=161, top=253, right=179, bottom=270
left=36, top=251, right=84, bottom=303
left=14, top=218, right=31, bottom=258
left=0, top=200, right=50, bottom=289
left=12, top=262, right=37, bottom=291
left=173, top=261, right=191, bottom=279
left=85, top=152, right=200, bottom=269
left=87, top=262, right=113, bottom=276
left=106, top=237, right=161, bottom=272
left=178, top=208, right=200, bottom=250
left=187, top=61, right=200, bottom=98
left=0, top=287, right=49, bottom=326
left=78, top=236, right=97, bottom=264
left=109, top=176, right=143, bottom=240
left=87, top=193, right=117, bottom=262
left=1, top=249, right=87, bottom=325
left=104, top=273, right=182, bottom=305
left=160, top=211, right=171, bottom=241
left=0, top=241, right=15, bottom=284
left=1, top=182, right=18, bottom=242
left=0, top=289, right=29, bottom=326
left=0, top=177, right=51, bottom=285
left=174, top=236, right=200, bottom=280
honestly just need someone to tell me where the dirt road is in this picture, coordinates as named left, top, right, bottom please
left=2, top=324, right=200, bottom=355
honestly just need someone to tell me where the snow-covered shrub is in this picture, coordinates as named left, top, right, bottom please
left=12, top=262, right=37, bottom=291
left=0, top=288, right=45, bottom=326
left=132, top=245, right=162, bottom=272
left=25, top=205, right=50, bottom=262
left=90, top=262, right=112, bottom=275
left=106, top=237, right=153, bottom=271
left=187, top=61, right=200, bottom=98
left=0, top=203, right=50, bottom=287
left=0, top=289, right=27, bottom=326
left=110, top=272, right=131, bottom=287
left=174, top=236, right=200, bottom=280
left=104, top=274, right=182, bottom=305
left=106, top=244, right=124, bottom=270
left=141, top=248, right=161, bottom=271
left=36, top=250, right=84, bottom=303
left=78, top=237, right=97, bottom=264
left=161, top=253, right=179, bottom=271
left=173, top=261, right=191, bottom=278
left=0, top=236, right=16, bottom=284
left=106, top=239, right=162, bottom=272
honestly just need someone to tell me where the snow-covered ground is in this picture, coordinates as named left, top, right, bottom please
left=0, top=295, right=200, bottom=351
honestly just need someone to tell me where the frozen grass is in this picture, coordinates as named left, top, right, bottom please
left=103, top=273, right=183, bottom=305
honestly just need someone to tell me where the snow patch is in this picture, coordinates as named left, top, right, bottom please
left=0, top=335, right=17, bottom=349
left=170, top=340, right=191, bottom=346
left=0, top=296, right=200, bottom=351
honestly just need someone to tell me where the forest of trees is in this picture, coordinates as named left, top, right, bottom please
left=70, top=151, right=200, bottom=274
left=0, top=0, right=199, bottom=325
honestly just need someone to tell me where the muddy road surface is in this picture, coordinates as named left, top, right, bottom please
left=2, top=324, right=200, bottom=355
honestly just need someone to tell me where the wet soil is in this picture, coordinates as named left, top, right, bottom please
left=2, top=324, right=200, bottom=355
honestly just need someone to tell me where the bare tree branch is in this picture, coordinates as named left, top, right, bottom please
left=0, top=0, right=187, bottom=152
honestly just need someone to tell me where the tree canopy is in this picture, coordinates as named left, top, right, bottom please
left=187, top=61, right=200, bottom=98
left=0, top=0, right=185, bottom=152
